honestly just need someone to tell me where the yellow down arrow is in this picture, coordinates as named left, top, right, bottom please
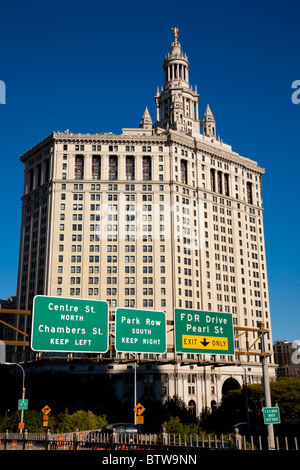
left=182, top=335, right=228, bottom=350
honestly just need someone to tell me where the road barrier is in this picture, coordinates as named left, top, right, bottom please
left=0, top=429, right=299, bottom=451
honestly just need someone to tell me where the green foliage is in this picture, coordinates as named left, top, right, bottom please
left=0, top=410, right=45, bottom=433
left=0, top=408, right=107, bottom=433
left=200, top=377, right=300, bottom=430
left=22, top=410, right=44, bottom=432
left=163, top=395, right=198, bottom=423
left=0, top=411, right=20, bottom=433
left=161, top=416, right=199, bottom=438
left=270, top=378, right=300, bottom=421
left=243, top=378, right=300, bottom=422
left=55, top=409, right=107, bottom=433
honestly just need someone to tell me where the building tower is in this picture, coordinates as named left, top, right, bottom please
left=139, top=107, right=153, bottom=130
left=155, top=28, right=200, bottom=133
left=202, top=104, right=216, bottom=139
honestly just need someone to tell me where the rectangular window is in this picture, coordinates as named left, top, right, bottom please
left=109, top=156, right=118, bottom=180
left=142, top=156, right=151, bottom=181
left=247, top=182, right=253, bottom=204
left=181, top=160, right=187, bottom=184
left=126, top=156, right=135, bottom=181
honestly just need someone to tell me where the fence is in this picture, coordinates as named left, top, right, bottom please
left=0, top=429, right=299, bottom=451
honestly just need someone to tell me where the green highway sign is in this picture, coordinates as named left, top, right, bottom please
left=115, top=308, right=166, bottom=354
left=174, top=308, right=235, bottom=355
left=18, top=399, right=28, bottom=410
left=263, top=407, right=281, bottom=424
left=31, top=296, right=109, bottom=353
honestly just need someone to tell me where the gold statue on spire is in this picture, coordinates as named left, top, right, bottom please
left=172, top=27, right=179, bottom=41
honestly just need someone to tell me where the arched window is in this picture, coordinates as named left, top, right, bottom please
left=188, top=400, right=196, bottom=417
left=211, top=400, right=217, bottom=413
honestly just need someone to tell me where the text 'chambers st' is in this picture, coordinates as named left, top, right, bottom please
left=31, top=296, right=109, bottom=353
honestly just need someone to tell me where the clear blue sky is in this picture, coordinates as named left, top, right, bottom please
left=0, top=0, right=299, bottom=343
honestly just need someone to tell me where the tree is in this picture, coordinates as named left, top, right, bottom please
left=200, top=378, right=300, bottom=431
left=0, top=410, right=45, bottom=433
left=55, top=409, right=107, bottom=433
left=270, top=378, right=300, bottom=422
left=163, top=395, right=198, bottom=423
left=55, top=408, right=73, bottom=433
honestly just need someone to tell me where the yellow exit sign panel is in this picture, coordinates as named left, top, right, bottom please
left=182, top=335, right=228, bottom=350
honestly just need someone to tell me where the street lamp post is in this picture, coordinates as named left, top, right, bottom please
left=5, top=362, right=26, bottom=433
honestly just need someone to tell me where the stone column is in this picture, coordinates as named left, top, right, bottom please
left=85, top=154, right=92, bottom=181
left=118, top=155, right=126, bottom=181
left=102, top=155, right=109, bottom=181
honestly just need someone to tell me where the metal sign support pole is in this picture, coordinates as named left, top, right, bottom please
left=134, top=359, right=137, bottom=425
left=260, top=323, right=275, bottom=450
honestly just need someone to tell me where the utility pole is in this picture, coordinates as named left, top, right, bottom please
left=260, top=323, right=275, bottom=450
left=130, top=353, right=137, bottom=424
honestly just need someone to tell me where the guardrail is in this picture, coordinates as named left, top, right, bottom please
left=0, top=430, right=299, bottom=451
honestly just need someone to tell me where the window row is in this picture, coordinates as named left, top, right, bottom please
left=65, top=144, right=165, bottom=153
left=64, top=156, right=191, bottom=184
left=73, top=156, right=155, bottom=181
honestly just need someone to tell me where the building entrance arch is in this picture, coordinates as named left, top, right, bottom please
left=188, top=400, right=196, bottom=417
left=222, top=377, right=241, bottom=396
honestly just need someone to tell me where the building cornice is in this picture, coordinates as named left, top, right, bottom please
left=19, top=129, right=265, bottom=176
left=20, top=132, right=55, bottom=162
left=167, top=130, right=265, bottom=174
